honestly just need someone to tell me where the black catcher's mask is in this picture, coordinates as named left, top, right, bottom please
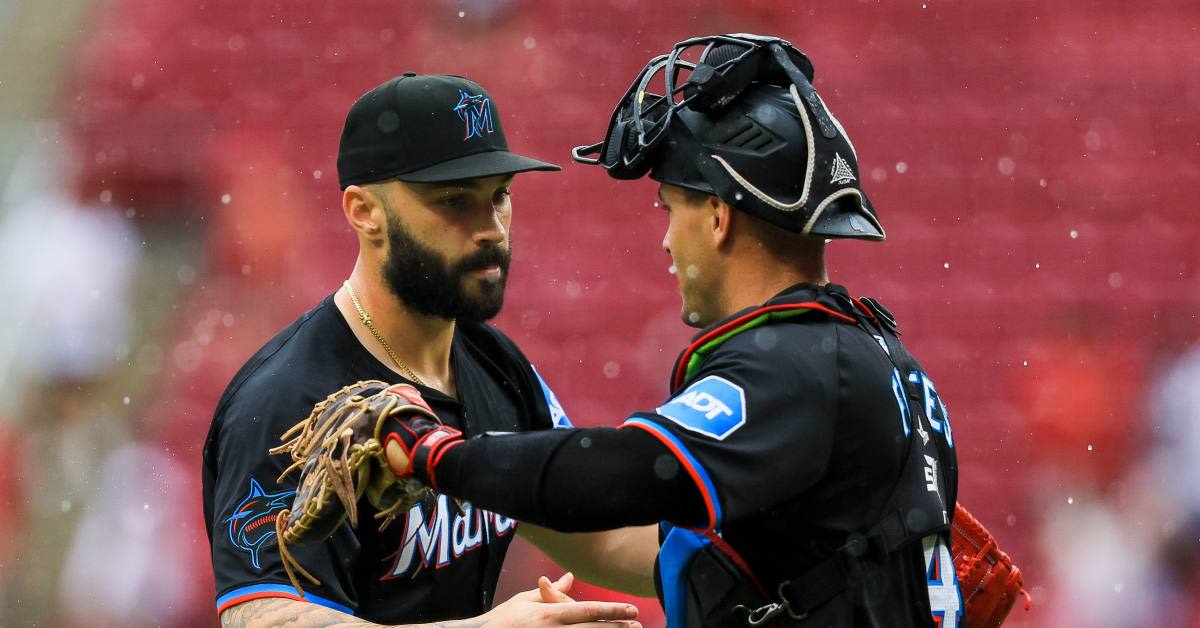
left=572, top=33, right=884, bottom=240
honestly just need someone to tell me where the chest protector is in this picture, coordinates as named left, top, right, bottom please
left=657, top=294, right=958, bottom=628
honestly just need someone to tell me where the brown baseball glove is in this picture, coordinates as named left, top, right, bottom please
left=952, top=503, right=1032, bottom=626
left=268, top=380, right=442, bottom=594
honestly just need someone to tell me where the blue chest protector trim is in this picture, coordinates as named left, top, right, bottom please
left=659, top=523, right=712, bottom=628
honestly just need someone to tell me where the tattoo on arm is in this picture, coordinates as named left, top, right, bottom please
left=220, top=597, right=487, bottom=628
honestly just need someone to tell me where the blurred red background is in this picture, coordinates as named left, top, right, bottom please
left=0, top=0, right=1197, bottom=626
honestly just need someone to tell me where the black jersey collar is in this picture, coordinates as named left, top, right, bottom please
left=689, top=282, right=858, bottom=342
left=670, top=283, right=860, bottom=392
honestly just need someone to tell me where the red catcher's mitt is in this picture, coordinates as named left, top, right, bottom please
left=952, top=503, right=1032, bottom=626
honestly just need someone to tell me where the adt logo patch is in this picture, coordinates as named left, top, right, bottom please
left=656, top=376, right=746, bottom=440
left=453, top=90, right=494, bottom=140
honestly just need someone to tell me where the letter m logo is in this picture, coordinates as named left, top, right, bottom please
left=453, top=90, right=494, bottom=140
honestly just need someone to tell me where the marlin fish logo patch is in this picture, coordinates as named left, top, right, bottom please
left=224, top=477, right=295, bottom=570
left=453, top=90, right=494, bottom=140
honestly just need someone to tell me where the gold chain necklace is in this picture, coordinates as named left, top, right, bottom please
left=343, top=280, right=425, bottom=386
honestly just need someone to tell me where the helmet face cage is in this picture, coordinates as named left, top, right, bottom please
left=573, top=33, right=884, bottom=241
left=572, top=34, right=810, bottom=179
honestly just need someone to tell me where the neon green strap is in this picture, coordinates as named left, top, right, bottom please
left=683, top=309, right=812, bottom=382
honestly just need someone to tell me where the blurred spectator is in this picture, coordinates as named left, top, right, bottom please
left=1035, top=493, right=1160, bottom=626
left=0, top=124, right=142, bottom=627
left=0, top=123, right=139, bottom=414
left=57, top=443, right=211, bottom=627
left=1146, top=343, right=1200, bottom=622
left=1148, top=343, right=1200, bottom=520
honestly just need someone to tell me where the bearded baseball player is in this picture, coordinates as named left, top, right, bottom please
left=273, top=35, right=1028, bottom=627
left=203, top=73, right=653, bottom=627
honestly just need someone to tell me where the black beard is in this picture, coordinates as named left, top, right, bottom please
left=380, top=212, right=511, bottom=323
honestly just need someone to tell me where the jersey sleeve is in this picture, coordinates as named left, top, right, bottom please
left=622, top=327, right=839, bottom=530
left=208, top=389, right=360, bottom=616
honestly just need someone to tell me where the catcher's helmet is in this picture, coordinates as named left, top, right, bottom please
left=573, top=33, right=884, bottom=241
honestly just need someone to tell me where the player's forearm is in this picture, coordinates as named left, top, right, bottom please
left=220, top=598, right=484, bottom=628
left=431, top=426, right=705, bottom=531
left=520, top=524, right=659, bottom=598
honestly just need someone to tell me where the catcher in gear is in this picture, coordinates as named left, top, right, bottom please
left=275, top=34, right=1029, bottom=627
left=203, top=73, right=652, bottom=628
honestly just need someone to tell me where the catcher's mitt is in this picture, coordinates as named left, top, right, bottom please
left=952, top=503, right=1032, bottom=626
left=268, top=380, right=440, bottom=594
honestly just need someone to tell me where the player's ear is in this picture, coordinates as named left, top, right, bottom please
left=708, top=194, right=733, bottom=248
left=342, top=184, right=385, bottom=241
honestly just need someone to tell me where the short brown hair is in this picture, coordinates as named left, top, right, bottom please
left=678, top=187, right=713, bottom=206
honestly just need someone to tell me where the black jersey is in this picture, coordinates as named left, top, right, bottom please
left=623, top=284, right=961, bottom=627
left=202, top=294, right=569, bottom=622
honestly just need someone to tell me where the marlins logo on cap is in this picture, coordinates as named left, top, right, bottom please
left=453, top=91, right=494, bottom=140
left=336, top=73, right=559, bottom=188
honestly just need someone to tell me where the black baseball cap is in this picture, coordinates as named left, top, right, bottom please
left=337, top=73, right=560, bottom=189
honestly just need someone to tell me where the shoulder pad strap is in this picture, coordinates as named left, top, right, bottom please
left=858, top=296, right=899, bottom=336
left=670, top=302, right=856, bottom=392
